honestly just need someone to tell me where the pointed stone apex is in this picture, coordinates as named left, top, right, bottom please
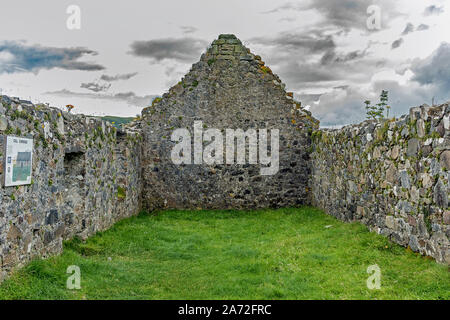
left=218, top=34, right=238, bottom=40
left=206, top=34, right=253, bottom=62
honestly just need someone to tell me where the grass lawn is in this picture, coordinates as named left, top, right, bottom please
left=0, top=207, right=448, bottom=300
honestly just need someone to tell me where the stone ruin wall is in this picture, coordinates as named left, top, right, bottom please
left=0, top=95, right=142, bottom=282
left=0, top=34, right=449, bottom=283
left=310, top=103, right=450, bottom=264
left=140, top=34, right=319, bottom=211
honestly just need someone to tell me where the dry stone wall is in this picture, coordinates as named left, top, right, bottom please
left=310, top=103, right=450, bottom=264
left=140, top=34, right=319, bottom=211
left=0, top=95, right=142, bottom=281
left=1, top=33, right=449, bottom=283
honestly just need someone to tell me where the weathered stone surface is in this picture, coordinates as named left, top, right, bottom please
left=391, top=145, right=400, bottom=160
left=444, top=211, right=450, bottom=225
left=410, top=107, right=421, bottom=121
left=399, top=170, right=411, bottom=189
left=439, top=150, right=450, bottom=171
left=409, top=235, right=420, bottom=252
left=0, top=116, right=7, bottom=131
left=0, top=94, right=143, bottom=282
left=386, top=216, right=395, bottom=229
left=407, top=138, right=419, bottom=157
left=57, top=116, right=64, bottom=135
left=218, top=34, right=237, bottom=40
left=444, top=115, right=450, bottom=130
left=7, top=225, right=21, bottom=242
left=311, top=102, right=450, bottom=264
left=436, top=121, right=445, bottom=137
left=397, top=200, right=413, bottom=214
left=416, top=119, right=426, bottom=138
left=348, top=180, right=357, bottom=193
left=433, top=179, right=448, bottom=208
left=373, top=147, right=381, bottom=159
left=421, top=173, right=433, bottom=188
left=356, top=206, right=365, bottom=218
left=422, top=145, right=432, bottom=157
left=430, top=158, right=440, bottom=176
left=45, top=209, right=59, bottom=225
left=410, top=186, right=419, bottom=203
left=401, top=126, right=409, bottom=138
left=386, top=164, right=398, bottom=184
left=140, top=34, right=318, bottom=211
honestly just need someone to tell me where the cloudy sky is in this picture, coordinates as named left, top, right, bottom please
left=0, top=0, right=449, bottom=126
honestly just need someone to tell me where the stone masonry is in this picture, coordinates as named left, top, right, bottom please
left=310, top=104, right=450, bottom=264
left=0, top=95, right=142, bottom=282
left=0, top=34, right=449, bottom=283
left=140, top=34, right=318, bottom=211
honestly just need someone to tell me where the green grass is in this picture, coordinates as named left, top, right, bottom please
left=0, top=207, right=448, bottom=300
left=100, top=116, right=135, bottom=128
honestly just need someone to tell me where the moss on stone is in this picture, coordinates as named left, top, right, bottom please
left=117, top=186, right=126, bottom=199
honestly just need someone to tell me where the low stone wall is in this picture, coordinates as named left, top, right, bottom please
left=310, top=103, right=450, bottom=264
left=0, top=95, right=142, bottom=281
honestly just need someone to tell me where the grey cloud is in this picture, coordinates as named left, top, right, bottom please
left=112, top=92, right=156, bottom=106
left=278, top=17, right=297, bottom=23
left=417, top=24, right=429, bottom=31
left=309, top=85, right=369, bottom=126
left=320, top=49, right=367, bottom=65
left=311, top=43, right=450, bottom=126
left=263, top=0, right=399, bottom=30
left=261, top=2, right=302, bottom=14
left=279, top=61, right=340, bottom=85
left=0, top=41, right=105, bottom=74
left=307, top=0, right=377, bottom=29
left=401, top=23, right=414, bottom=35
left=80, top=82, right=111, bottom=93
left=299, top=93, right=323, bottom=102
left=250, top=31, right=336, bottom=54
left=273, top=55, right=382, bottom=90
left=129, top=38, right=208, bottom=63
left=401, top=23, right=429, bottom=35
left=180, top=26, right=198, bottom=34
left=251, top=29, right=379, bottom=90
left=411, top=42, right=450, bottom=90
left=310, top=81, right=430, bottom=127
left=409, top=42, right=450, bottom=105
left=423, top=5, right=444, bottom=16
left=333, top=85, right=350, bottom=90
left=372, top=80, right=435, bottom=115
left=242, top=30, right=340, bottom=89
left=45, top=89, right=157, bottom=107
left=100, top=72, right=138, bottom=82
left=164, top=63, right=191, bottom=88
left=165, top=65, right=178, bottom=77
left=296, top=92, right=324, bottom=107
left=391, top=38, right=404, bottom=49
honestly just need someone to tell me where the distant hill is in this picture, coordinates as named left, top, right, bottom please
left=100, top=116, right=135, bottom=128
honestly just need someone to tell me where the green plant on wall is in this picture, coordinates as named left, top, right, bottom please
left=365, top=90, right=391, bottom=120
left=151, top=97, right=162, bottom=107
left=117, top=186, right=126, bottom=199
